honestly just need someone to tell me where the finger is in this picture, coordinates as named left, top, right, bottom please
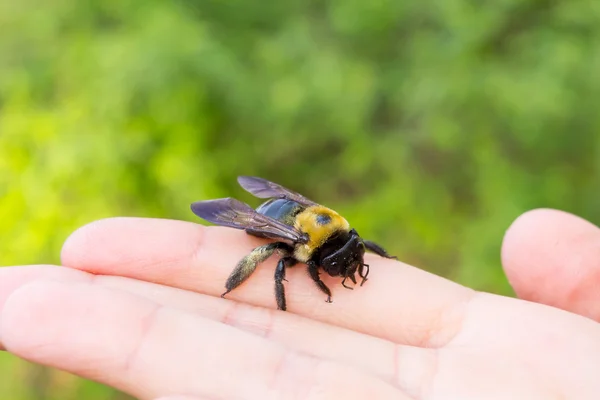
left=0, top=280, right=407, bottom=400
left=0, top=264, right=91, bottom=350
left=61, top=217, right=474, bottom=347
left=0, top=265, right=436, bottom=396
left=502, top=208, right=600, bottom=321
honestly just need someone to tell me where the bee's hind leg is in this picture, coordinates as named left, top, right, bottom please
left=274, top=256, right=297, bottom=311
left=221, top=242, right=292, bottom=298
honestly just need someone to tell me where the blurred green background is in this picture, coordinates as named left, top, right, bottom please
left=1, top=0, right=599, bottom=398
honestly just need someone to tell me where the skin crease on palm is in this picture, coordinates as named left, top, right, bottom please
left=0, top=209, right=598, bottom=399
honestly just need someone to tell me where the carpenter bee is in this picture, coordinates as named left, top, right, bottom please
left=190, top=176, right=396, bottom=311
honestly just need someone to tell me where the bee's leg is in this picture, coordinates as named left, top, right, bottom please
left=358, top=263, right=370, bottom=286
left=349, top=274, right=357, bottom=284
left=274, top=257, right=297, bottom=311
left=278, top=257, right=297, bottom=283
left=341, top=270, right=357, bottom=290
left=307, top=261, right=332, bottom=303
left=341, top=276, right=354, bottom=290
left=221, top=242, right=292, bottom=298
left=363, top=240, right=397, bottom=259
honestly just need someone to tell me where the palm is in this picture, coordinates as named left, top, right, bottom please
left=0, top=209, right=599, bottom=399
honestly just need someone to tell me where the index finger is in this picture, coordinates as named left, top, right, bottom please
left=61, top=217, right=473, bottom=346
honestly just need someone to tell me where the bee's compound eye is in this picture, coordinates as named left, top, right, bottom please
left=322, top=256, right=342, bottom=276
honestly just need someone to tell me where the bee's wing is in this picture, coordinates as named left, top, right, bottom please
left=237, top=176, right=317, bottom=207
left=191, top=197, right=309, bottom=244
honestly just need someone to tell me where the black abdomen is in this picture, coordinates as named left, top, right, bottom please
left=256, top=198, right=304, bottom=226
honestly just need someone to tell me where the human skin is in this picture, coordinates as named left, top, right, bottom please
left=0, top=208, right=598, bottom=399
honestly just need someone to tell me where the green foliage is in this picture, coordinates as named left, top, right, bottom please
left=1, top=0, right=600, bottom=397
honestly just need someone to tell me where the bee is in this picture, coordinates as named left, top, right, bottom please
left=190, top=176, right=396, bottom=311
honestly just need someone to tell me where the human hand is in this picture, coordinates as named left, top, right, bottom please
left=0, top=209, right=599, bottom=400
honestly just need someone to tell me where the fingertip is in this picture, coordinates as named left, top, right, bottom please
left=501, top=208, right=600, bottom=320
left=0, top=265, right=89, bottom=315
left=501, top=208, right=559, bottom=277
left=501, top=208, right=598, bottom=279
left=0, top=277, right=162, bottom=386
left=1, top=280, right=67, bottom=355
left=60, top=217, right=205, bottom=275
left=60, top=217, right=126, bottom=268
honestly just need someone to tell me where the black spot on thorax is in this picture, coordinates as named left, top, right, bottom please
left=316, top=213, right=332, bottom=225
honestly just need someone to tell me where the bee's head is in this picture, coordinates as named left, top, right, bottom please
left=320, top=229, right=365, bottom=277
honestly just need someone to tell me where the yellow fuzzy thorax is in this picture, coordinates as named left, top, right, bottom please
left=293, top=205, right=350, bottom=262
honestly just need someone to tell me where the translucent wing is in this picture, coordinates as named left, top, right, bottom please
left=237, top=176, right=317, bottom=207
left=191, top=197, right=309, bottom=243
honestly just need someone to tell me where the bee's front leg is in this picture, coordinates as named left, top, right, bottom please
left=341, top=269, right=357, bottom=290
left=363, top=240, right=396, bottom=259
left=307, top=261, right=332, bottom=303
left=358, top=263, right=370, bottom=285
